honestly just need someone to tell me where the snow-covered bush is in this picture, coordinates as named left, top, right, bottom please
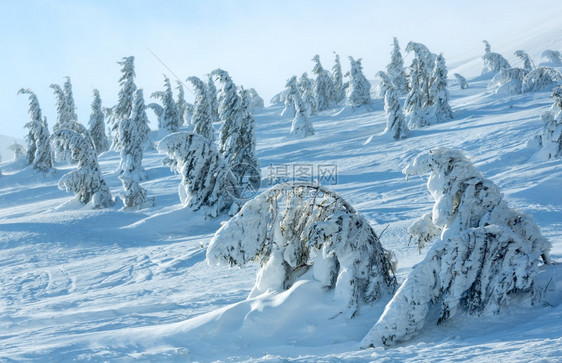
left=541, top=50, right=562, bottom=65
left=361, top=148, right=552, bottom=347
left=487, top=68, right=529, bottom=94
left=118, top=153, right=154, bottom=209
left=453, top=73, right=469, bottom=89
left=521, top=67, right=562, bottom=93
left=312, top=55, right=334, bottom=112
left=88, top=89, right=109, bottom=154
left=157, top=131, right=240, bottom=217
left=533, top=86, right=562, bottom=159
left=481, top=41, right=511, bottom=75
left=18, top=88, right=53, bottom=172
left=428, top=54, right=453, bottom=122
left=150, top=75, right=181, bottom=133
left=515, top=50, right=534, bottom=71
left=207, top=182, right=397, bottom=316
left=187, top=76, right=215, bottom=142
left=298, top=72, right=317, bottom=117
left=386, top=37, right=408, bottom=94
left=346, top=56, right=371, bottom=108
left=51, top=129, right=114, bottom=208
left=377, top=71, right=407, bottom=140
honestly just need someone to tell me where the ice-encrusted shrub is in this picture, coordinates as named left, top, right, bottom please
left=487, top=68, right=529, bottom=94
left=157, top=131, right=240, bottom=217
left=207, top=182, right=397, bottom=316
left=521, top=67, right=562, bottom=93
left=51, top=129, right=114, bottom=208
left=361, top=148, right=551, bottom=347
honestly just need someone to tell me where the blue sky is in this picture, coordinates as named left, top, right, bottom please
left=2, top=0, right=561, bottom=139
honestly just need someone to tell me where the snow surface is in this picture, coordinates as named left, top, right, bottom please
left=2, top=24, right=562, bottom=363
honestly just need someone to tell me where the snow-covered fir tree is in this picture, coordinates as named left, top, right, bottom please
left=247, top=88, right=264, bottom=111
left=331, top=52, right=345, bottom=105
left=361, top=148, right=551, bottom=347
left=281, top=75, right=297, bottom=118
left=63, top=77, right=78, bottom=123
left=541, top=50, right=562, bottom=65
left=111, top=56, right=137, bottom=150
left=212, top=68, right=243, bottom=157
left=312, top=55, right=334, bottom=112
left=51, top=129, right=114, bottom=208
left=481, top=41, right=511, bottom=75
left=521, top=67, right=562, bottom=93
left=377, top=71, right=407, bottom=140
left=9, top=142, right=26, bottom=161
left=405, top=41, right=436, bottom=107
left=515, top=50, right=535, bottom=71
left=453, top=73, right=469, bottom=89
left=404, top=58, right=432, bottom=128
left=206, top=74, right=220, bottom=123
left=207, top=182, right=397, bottom=316
left=88, top=89, right=109, bottom=154
left=150, top=75, right=181, bottom=133
left=534, top=86, right=562, bottom=159
left=288, top=78, right=315, bottom=138
left=157, top=131, right=240, bottom=217
left=50, top=83, right=73, bottom=131
left=175, top=81, right=188, bottom=125
left=187, top=76, right=215, bottom=142
left=428, top=54, right=453, bottom=122
left=18, top=88, right=53, bottom=172
left=346, top=56, right=372, bottom=108
left=386, top=37, right=408, bottom=94
left=298, top=72, right=317, bottom=117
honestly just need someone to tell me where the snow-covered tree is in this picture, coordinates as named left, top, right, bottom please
left=247, top=88, right=264, bottom=111
left=50, top=83, right=73, bottom=131
left=207, top=182, right=397, bottom=316
left=361, top=148, right=551, bottom=347
left=18, top=88, right=53, bottom=172
left=51, top=129, right=114, bottom=208
left=346, top=56, right=371, bottom=108
left=331, top=52, right=345, bottom=104
left=157, top=131, right=240, bottom=217
left=541, top=50, right=562, bottom=65
left=63, top=77, right=78, bottom=122
left=404, top=58, right=432, bottom=128
left=481, top=41, right=511, bottom=75
left=281, top=75, right=297, bottom=118
left=515, top=50, right=534, bottom=71
left=428, top=54, right=453, bottom=122
left=405, top=41, right=436, bottom=107
left=487, top=67, right=529, bottom=94
left=212, top=68, right=243, bottom=156
left=9, top=142, right=26, bottom=161
left=187, top=76, right=215, bottom=142
left=111, top=56, right=137, bottom=150
left=175, top=81, right=188, bottom=124
left=386, top=37, right=408, bottom=94
left=287, top=78, right=315, bottom=138
left=521, top=67, right=562, bottom=93
left=377, top=71, right=407, bottom=140
left=151, top=75, right=181, bottom=132
left=453, top=73, right=469, bottom=89
left=534, top=86, right=562, bottom=159
left=88, top=89, right=108, bottom=154
left=312, top=55, right=334, bottom=112
left=270, top=91, right=287, bottom=106
left=298, top=72, right=317, bottom=117
left=206, top=74, right=220, bottom=123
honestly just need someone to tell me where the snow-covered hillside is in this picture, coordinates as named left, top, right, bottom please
left=2, top=26, right=562, bottom=363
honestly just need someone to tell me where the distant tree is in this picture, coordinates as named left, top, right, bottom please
left=481, top=41, right=511, bottom=75
left=157, top=131, right=240, bottom=217
left=63, top=77, right=78, bottom=123
left=534, top=86, right=562, bottom=159
left=212, top=69, right=243, bottom=156
left=515, top=50, right=535, bottom=71
left=9, top=142, right=26, bottom=161
left=521, top=67, right=562, bottom=93
left=206, top=74, right=220, bottom=123
left=346, top=56, right=371, bottom=107
left=18, top=88, right=53, bottom=172
left=88, top=89, right=109, bottom=154
left=281, top=75, right=297, bottom=118
left=270, top=90, right=287, bottom=106
left=361, top=148, right=551, bottom=347
left=151, top=75, right=181, bottom=132
left=404, top=58, right=432, bottom=128
left=247, top=88, right=265, bottom=111
left=331, top=52, right=345, bottom=104
left=377, top=71, right=407, bottom=140
left=51, top=129, right=114, bottom=208
left=453, top=73, right=469, bottom=89
left=175, top=80, right=188, bottom=125
left=483, top=40, right=491, bottom=54
left=207, top=182, right=397, bottom=317
left=50, top=83, right=73, bottom=131
left=187, top=76, right=215, bottom=142
left=428, top=54, right=453, bottom=122
left=386, top=37, right=408, bottom=94
left=111, top=56, right=137, bottom=150
left=285, top=76, right=315, bottom=138
left=312, top=55, right=334, bottom=112
left=298, top=72, right=317, bottom=117
left=541, top=50, right=562, bottom=65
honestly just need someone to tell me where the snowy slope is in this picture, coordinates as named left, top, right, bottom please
left=2, top=24, right=562, bottom=362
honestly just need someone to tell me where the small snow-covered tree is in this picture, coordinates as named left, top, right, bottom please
left=151, top=75, right=181, bottom=132
left=481, top=41, right=511, bottom=75
left=51, top=129, right=114, bottom=208
left=247, top=88, right=264, bottom=111
left=377, top=71, right=407, bottom=140
left=281, top=75, right=297, bottom=118
left=298, top=72, right=317, bottom=117
left=312, top=55, right=334, bottom=112
left=270, top=91, right=287, bottom=106
left=428, top=54, right=453, bottom=122
left=206, top=74, right=220, bottom=123
left=88, top=89, right=108, bottom=154
left=212, top=68, right=243, bottom=156
left=386, top=37, right=408, bottom=94
left=110, top=56, right=137, bottom=150
left=521, top=67, right=562, bottom=93
left=331, top=52, right=345, bottom=104
left=288, top=78, right=315, bottom=138
left=18, top=88, right=53, bottom=172
left=515, top=50, right=534, bottom=71
left=487, top=67, right=529, bottom=94
left=453, top=73, right=469, bottom=89
left=347, top=56, right=372, bottom=108
left=63, top=77, right=78, bottom=122
left=175, top=81, right=188, bottom=125
left=157, top=131, right=240, bottom=217
left=187, top=76, right=215, bottom=142
left=207, top=182, right=397, bottom=316
left=534, top=86, right=562, bottom=159
left=541, top=50, right=562, bottom=65
left=361, top=148, right=551, bottom=347
left=404, top=58, right=432, bottom=128
left=9, top=142, right=26, bottom=161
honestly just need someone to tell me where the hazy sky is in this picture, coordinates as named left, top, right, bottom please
left=2, top=0, right=561, bottom=139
